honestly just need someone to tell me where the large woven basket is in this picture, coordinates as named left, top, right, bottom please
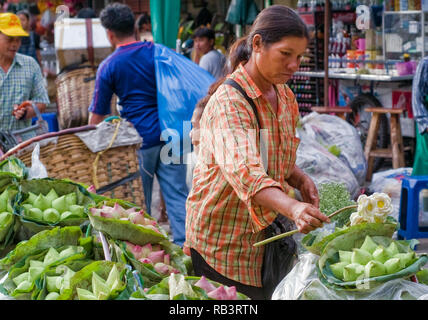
left=56, top=65, right=118, bottom=130
left=0, top=126, right=145, bottom=209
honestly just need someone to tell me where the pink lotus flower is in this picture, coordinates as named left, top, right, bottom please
left=141, top=243, right=152, bottom=258
left=225, top=286, right=237, bottom=300
left=207, top=285, right=229, bottom=300
left=87, top=185, right=96, bottom=193
left=147, top=250, right=165, bottom=264
left=90, top=207, right=102, bottom=217
left=194, top=276, right=217, bottom=293
left=163, top=254, right=170, bottom=265
left=128, top=211, right=146, bottom=225
left=139, top=257, right=153, bottom=264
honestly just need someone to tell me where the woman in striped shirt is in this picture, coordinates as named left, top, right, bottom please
left=184, top=5, right=330, bottom=300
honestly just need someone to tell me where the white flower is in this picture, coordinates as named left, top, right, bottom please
left=350, top=211, right=365, bottom=226
left=371, top=192, right=393, bottom=223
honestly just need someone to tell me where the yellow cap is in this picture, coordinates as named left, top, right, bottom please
left=0, top=13, right=29, bottom=37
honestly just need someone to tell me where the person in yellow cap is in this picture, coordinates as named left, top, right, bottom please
left=0, top=13, right=49, bottom=146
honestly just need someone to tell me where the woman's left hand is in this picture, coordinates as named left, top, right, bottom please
left=299, top=175, right=319, bottom=208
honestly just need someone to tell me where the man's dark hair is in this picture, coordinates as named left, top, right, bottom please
left=193, top=27, right=215, bottom=41
left=100, top=3, right=135, bottom=38
left=136, top=13, right=151, bottom=31
left=77, top=8, right=97, bottom=19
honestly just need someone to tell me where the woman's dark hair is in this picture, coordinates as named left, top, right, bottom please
left=246, top=5, right=309, bottom=53
left=100, top=3, right=135, bottom=38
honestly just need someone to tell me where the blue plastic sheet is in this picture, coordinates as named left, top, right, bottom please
left=154, top=44, right=215, bottom=158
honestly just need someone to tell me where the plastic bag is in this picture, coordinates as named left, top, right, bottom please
left=272, top=252, right=428, bottom=300
left=368, top=167, right=414, bottom=222
left=296, top=129, right=360, bottom=200
left=154, top=44, right=215, bottom=157
left=301, top=112, right=367, bottom=186
left=28, top=144, right=48, bottom=179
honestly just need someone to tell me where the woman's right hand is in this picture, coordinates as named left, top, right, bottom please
left=289, top=201, right=330, bottom=234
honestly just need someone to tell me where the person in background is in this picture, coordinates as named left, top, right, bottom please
left=88, top=3, right=188, bottom=247
left=184, top=5, right=329, bottom=300
left=0, top=13, right=49, bottom=137
left=193, top=26, right=226, bottom=80
left=135, top=13, right=153, bottom=42
left=16, top=10, right=41, bottom=66
left=76, top=7, right=97, bottom=19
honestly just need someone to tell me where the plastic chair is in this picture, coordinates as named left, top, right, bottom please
left=397, top=175, right=428, bottom=240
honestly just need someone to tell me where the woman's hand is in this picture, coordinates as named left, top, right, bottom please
left=290, top=200, right=330, bottom=234
left=298, top=175, right=320, bottom=208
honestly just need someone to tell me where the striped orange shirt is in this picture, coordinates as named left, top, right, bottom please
left=184, top=64, right=300, bottom=287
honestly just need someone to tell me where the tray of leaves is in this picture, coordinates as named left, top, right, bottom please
left=130, top=274, right=250, bottom=300
left=14, top=178, right=95, bottom=237
left=87, top=199, right=168, bottom=246
left=0, top=186, right=21, bottom=256
left=317, top=232, right=428, bottom=291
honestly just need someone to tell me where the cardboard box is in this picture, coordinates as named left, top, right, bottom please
left=54, top=18, right=113, bottom=71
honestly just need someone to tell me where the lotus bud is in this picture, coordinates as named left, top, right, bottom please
left=87, top=185, right=96, bottom=193
left=13, top=272, right=29, bottom=286
left=360, top=236, right=378, bottom=254
left=52, top=196, right=67, bottom=214
left=148, top=250, right=165, bottom=264
left=124, top=207, right=137, bottom=217
left=144, top=217, right=157, bottom=227
left=154, top=262, right=171, bottom=275
left=144, top=224, right=161, bottom=234
left=141, top=243, right=152, bottom=257
left=0, top=189, right=9, bottom=212
left=22, top=204, right=33, bottom=212
left=394, top=252, right=416, bottom=269
left=225, top=286, right=238, bottom=300
left=65, top=193, right=77, bottom=206
left=60, top=211, right=74, bottom=220
left=92, top=271, right=110, bottom=300
left=113, top=203, right=127, bottom=218
left=26, top=192, right=38, bottom=205
left=164, top=254, right=170, bottom=265
left=194, top=275, right=217, bottom=293
left=29, top=260, right=44, bottom=268
left=45, top=189, right=59, bottom=205
left=28, top=208, right=43, bottom=221
left=77, top=288, right=97, bottom=300
left=46, top=276, right=61, bottom=293
left=0, top=212, right=12, bottom=226
left=90, top=207, right=102, bottom=217
left=339, top=250, right=353, bottom=263
left=128, top=211, right=146, bottom=225
left=351, top=248, right=373, bottom=265
left=43, top=208, right=60, bottom=224
left=106, top=265, right=121, bottom=291
left=384, top=257, right=401, bottom=274
left=43, top=247, right=60, bottom=266
left=329, top=261, right=348, bottom=280
left=343, top=263, right=365, bottom=282
left=59, top=246, right=78, bottom=259
left=28, top=266, right=44, bottom=281
left=139, top=257, right=153, bottom=264
left=16, top=280, right=32, bottom=291
left=70, top=205, right=85, bottom=217
left=33, top=194, right=50, bottom=211
left=364, top=260, right=387, bottom=278
left=372, top=246, right=389, bottom=264
left=385, top=242, right=399, bottom=258
left=130, top=244, right=144, bottom=260
left=207, top=285, right=229, bottom=300
left=45, top=292, right=60, bottom=300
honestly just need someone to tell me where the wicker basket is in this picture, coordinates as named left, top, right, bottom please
left=2, top=126, right=145, bottom=209
left=56, top=65, right=118, bottom=130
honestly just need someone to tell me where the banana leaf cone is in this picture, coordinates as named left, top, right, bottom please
left=317, top=232, right=428, bottom=291
left=0, top=226, right=83, bottom=271
left=0, top=157, right=28, bottom=179
left=33, top=259, right=95, bottom=300
left=14, top=179, right=95, bottom=238
left=57, top=260, right=127, bottom=300
left=0, top=171, right=20, bottom=194
left=87, top=199, right=168, bottom=246
left=302, top=217, right=398, bottom=256
left=1, top=243, right=91, bottom=299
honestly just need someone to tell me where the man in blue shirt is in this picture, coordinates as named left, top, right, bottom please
left=88, top=3, right=188, bottom=247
